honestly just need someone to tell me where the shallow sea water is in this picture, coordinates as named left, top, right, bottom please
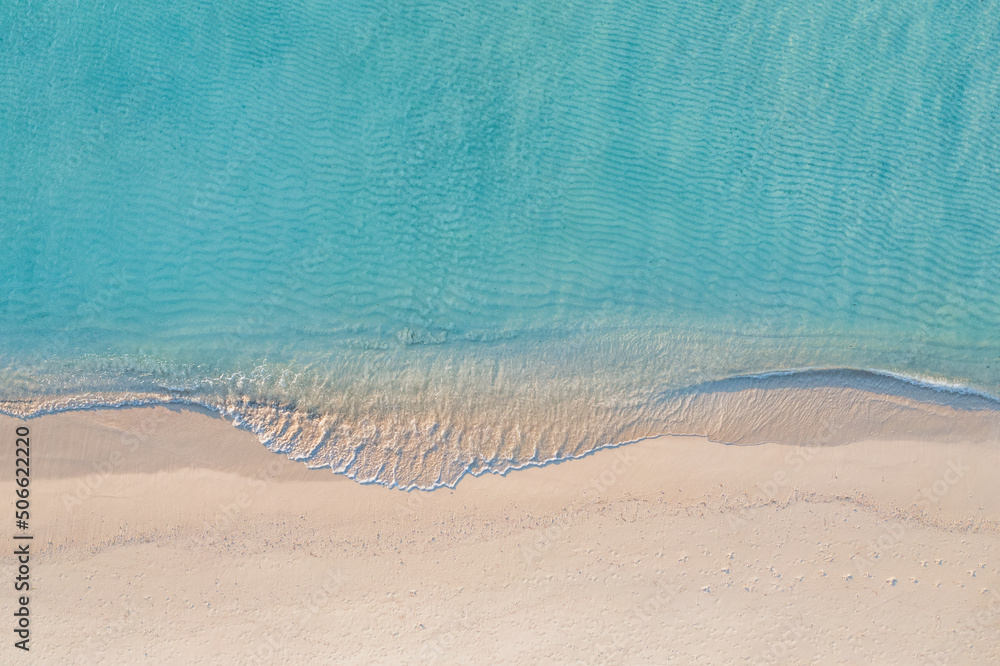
left=2, top=0, right=999, bottom=486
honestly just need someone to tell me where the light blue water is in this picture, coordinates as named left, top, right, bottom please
left=2, top=0, right=999, bottom=487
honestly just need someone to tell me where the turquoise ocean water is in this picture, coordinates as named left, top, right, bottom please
left=2, top=0, right=999, bottom=487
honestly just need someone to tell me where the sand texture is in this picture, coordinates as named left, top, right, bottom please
left=1, top=406, right=998, bottom=664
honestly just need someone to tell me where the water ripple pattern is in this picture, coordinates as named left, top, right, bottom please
left=2, top=0, right=999, bottom=487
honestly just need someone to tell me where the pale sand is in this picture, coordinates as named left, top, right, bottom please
left=1, top=406, right=999, bottom=664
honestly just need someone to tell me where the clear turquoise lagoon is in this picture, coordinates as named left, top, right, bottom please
left=2, top=0, right=999, bottom=486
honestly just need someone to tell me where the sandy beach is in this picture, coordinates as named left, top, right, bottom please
left=2, top=405, right=999, bottom=664
left=7, top=0, right=1000, bottom=663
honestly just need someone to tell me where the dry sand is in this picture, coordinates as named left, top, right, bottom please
left=1, top=405, right=999, bottom=664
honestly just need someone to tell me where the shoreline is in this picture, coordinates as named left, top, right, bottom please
left=3, top=365, right=1000, bottom=491
left=1, top=406, right=999, bottom=663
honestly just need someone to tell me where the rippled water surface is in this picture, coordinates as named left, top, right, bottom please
left=2, top=0, right=999, bottom=486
